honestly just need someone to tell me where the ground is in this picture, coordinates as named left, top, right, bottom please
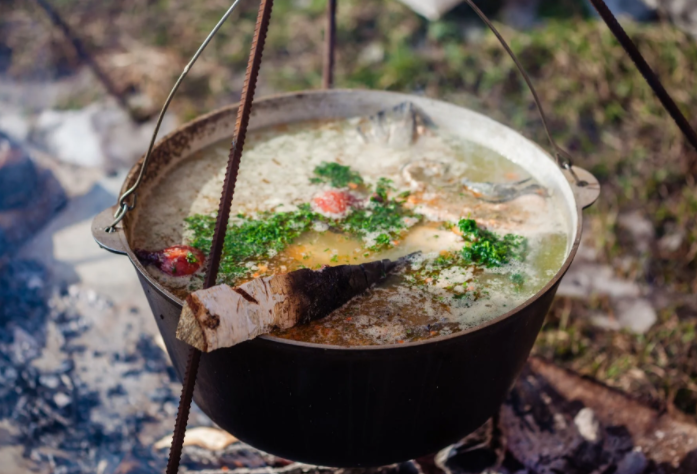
left=2, top=0, right=697, bottom=437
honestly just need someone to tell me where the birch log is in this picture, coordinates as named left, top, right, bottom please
left=176, top=256, right=413, bottom=352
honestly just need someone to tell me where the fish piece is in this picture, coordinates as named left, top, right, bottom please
left=462, top=178, right=547, bottom=203
left=357, top=102, right=427, bottom=148
left=135, top=245, right=205, bottom=276
left=402, top=159, right=450, bottom=191
left=176, top=254, right=418, bottom=352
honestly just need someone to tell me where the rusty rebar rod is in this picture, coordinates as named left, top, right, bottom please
left=323, top=0, right=337, bottom=89
left=165, top=0, right=275, bottom=472
left=32, top=0, right=145, bottom=122
left=588, top=0, right=697, bottom=155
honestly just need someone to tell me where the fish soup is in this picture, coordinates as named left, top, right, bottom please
left=133, top=104, right=569, bottom=346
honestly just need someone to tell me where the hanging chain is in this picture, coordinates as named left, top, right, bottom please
left=165, top=0, right=276, bottom=472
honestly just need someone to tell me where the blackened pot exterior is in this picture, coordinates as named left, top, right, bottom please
left=93, top=90, right=597, bottom=468
left=139, top=269, right=559, bottom=467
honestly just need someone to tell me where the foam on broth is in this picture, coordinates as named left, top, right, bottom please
left=134, top=118, right=569, bottom=346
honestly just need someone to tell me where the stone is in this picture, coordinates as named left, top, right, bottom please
left=34, top=104, right=106, bottom=168
left=0, top=107, right=30, bottom=143
left=617, top=210, right=654, bottom=253
left=558, top=262, right=641, bottom=300
left=32, top=100, right=176, bottom=171
left=644, top=0, right=697, bottom=38
left=614, top=297, right=657, bottom=334
left=501, top=0, right=541, bottom=30
left=586, top=0, right=657, bottom=21
left=658, top=230, right=684, bottom=253
left=615, top=450, right=648, bottom=474
left=395, top=0, right=465, bottom=20
left=574, top=407, right=601, bottom=442
left=154, top=427, right=239, bottom=451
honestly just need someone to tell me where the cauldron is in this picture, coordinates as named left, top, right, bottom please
left=92, top=89, right=599, bottom=467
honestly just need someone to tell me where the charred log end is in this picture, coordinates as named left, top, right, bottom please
left=176, top=295, right=208, bottom=352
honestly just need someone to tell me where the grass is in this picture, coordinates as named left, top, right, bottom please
left=3, top=0, right=697, bottom=417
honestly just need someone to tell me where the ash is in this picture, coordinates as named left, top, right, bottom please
left=0, top=260, right=170, bottom=473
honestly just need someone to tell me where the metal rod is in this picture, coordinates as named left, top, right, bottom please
left=462, top=0, right=573, bottom=170
left=323, top=0, right=337, bottom=89
left=32, top=0, right=138, bottom=121
left=165, top=347, right=201, bottom=474
left=165, top=0, right=275, bottom=472
left=588, top=0, right=697, bottom=154
left=105, top=0, right=243, bottom=232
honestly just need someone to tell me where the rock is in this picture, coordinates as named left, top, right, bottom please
left=52, top=392, right=71, bottom=408
left=617, top=210, right=654, bottom=253
left=0, top=107, right=30, bottom=143
left=644, top=0, right=697, bottom=38
left=32, top=101, right=176, bottom=171
left=358, top=43, right=385, bottom=66
left=154, top=427, right=238, bottom=451
left=586, top=0, right=657, bottom=21
left=501, top=0, right=541, bottom=30
left=558, top=262, right=641, bottom=300
left=395, top=0, right=465, bottom=20
left=34, top=104, right=106, bottom=168
left=614, top=297, right=657, bottom=334
left=658, top=230, right=684, bottom=254
left=574, top=408, right=601, bottom=442
left=615, top=450, right=648, bottom=474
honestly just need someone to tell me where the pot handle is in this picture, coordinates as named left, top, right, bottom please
left=92, top=206, right=128, bottom=255
left=563, top=166, right=600, bottom=210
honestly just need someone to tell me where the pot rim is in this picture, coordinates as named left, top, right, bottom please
left=117, top=89, right=584, bottom=352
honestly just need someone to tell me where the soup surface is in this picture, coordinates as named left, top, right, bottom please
left=133, top=109, right=569, bottom=346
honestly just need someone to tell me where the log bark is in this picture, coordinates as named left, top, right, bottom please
left=176, top=257, right=406, bottom=352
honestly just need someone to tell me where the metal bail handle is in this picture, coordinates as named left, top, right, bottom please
left=104, top=0, right=244, bottom=233
left=460, top=0, right=577, bottom=178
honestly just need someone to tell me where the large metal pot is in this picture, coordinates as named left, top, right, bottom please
left=92, top=89, right=599, bottom=468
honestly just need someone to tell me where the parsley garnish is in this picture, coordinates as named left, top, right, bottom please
left=458, top=219, right=527, bottom=267
left=310, top=162, right=364, bottom=188
left=185, top=205, right=317, bottom=284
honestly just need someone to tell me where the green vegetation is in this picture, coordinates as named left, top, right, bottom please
left=310, top=162, right=364, bottom=188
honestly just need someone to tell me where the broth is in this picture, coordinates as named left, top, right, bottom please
left=134, top=115, right=568, bottom=346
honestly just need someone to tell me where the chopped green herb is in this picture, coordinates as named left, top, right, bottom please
left=186, top=204, right=318, bottom=284
left=330, top=254, right=339, bottom=263
left=185, top=252, right=198, bottom=264
left=311, top=162, right=364, bottom=188
left=372, top=177, right=394, bottom=203
left=369, top=233, right=392, bottom=251
left=458, top=219, right=527, bottom=268
left=510, top=272, right=526, bottom=290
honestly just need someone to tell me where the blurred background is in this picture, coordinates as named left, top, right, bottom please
left=1, top=0, right=697, bottom=472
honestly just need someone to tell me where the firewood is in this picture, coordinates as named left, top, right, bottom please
left=176, top=255, right=415, bottom=352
